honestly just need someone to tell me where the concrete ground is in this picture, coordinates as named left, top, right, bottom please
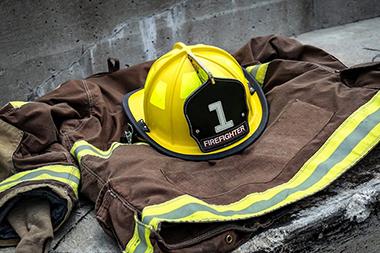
left=296, top=18, right=380, bottom=66
left=0, top=17, right=378, bottom=253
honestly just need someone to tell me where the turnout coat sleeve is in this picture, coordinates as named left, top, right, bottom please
left=0, top=61, right=152, bottom=250
left=233, top=34, right=347, bottom=69
left=0, top=81, right=85, bottom=249
left=233, top=35, right=380, bottom=92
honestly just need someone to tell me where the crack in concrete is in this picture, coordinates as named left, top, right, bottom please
left=362, top=48, right=380, bottom=62
left=372, top=54, right=380, bottom=62
left=50, top=206, right=95, bottom=252
left=363, top=47, right=380, bottom=52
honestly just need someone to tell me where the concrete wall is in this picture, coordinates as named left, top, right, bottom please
left=0, top=0, right=379, bottom=104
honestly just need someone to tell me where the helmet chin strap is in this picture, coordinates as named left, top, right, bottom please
left=242, top=67, right=259, bottom=95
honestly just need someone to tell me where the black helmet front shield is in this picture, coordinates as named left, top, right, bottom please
left=184, top=78, right=249, bottom=153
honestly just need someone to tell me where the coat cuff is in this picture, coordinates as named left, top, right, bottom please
left=0, top=164, right=80, bottom=246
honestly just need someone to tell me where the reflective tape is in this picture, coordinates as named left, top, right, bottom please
left=71, top=140, right=123, bottom=163
left=9, top=101, right=29, bottom=108
left=71, top=140, right=148, bottom=163
left=125, top=91, right=380, bottom=253
left=255, top=63, right=269, bottom=85
left=246, top=63, right=269, bottom=86
left=0, top=164, right=80, bottom=197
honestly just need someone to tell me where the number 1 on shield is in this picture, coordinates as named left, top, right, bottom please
left=208, top=101, right=234, bottom=133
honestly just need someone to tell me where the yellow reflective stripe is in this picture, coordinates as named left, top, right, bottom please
left=9, top=101, right=29, bottom=108
left=126, top=91, right=380, bottom=253
left=245, top=65, right=254, bottom=73
left=246, top=64, right=259, bottom=80
left=135, top=142, right=149, bottom=146
left=71, top=140, right=149, bottom=163
left=245, top=63, right=269, bottom=86
left=256, top=62, right=269, bottom=84
left=125, top=219, right=140, bottom=253
left=125, top=215, right=154, bottom=253
left=70, top=140, right=123, bottom=163
left=0, top=165, right=80, bottom=197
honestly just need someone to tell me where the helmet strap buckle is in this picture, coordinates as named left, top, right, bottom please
left=124, top=123, right=134, bottom=144
left=138, top=119, right=150, bottom=132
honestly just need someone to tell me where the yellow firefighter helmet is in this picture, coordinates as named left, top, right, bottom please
left=123, top=42, right=268, bottom=160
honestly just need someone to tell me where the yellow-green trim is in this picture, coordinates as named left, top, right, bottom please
left=256, top=63, right=269, bottom=84
left=125, top=215, right=154, bottom=253
left=0, top=164, right=80, bottom=197
left=245, top=65, right=254, bottom=73
left=70, top=140, right=148, bottom=163
left=71, top=140, right=123, bottom=163
left=125, top=91, right=380, bottom=253
left=9, top=101, right=29, bottom=109
left=246, top=63, right=269, bottom=86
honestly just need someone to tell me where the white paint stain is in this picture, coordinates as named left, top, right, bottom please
left=345, top=190, right=377, bottom=223
left=88, top=45, right=96, bottom=73
left=139, top=16, right=157, bottom=60
left=34, top=0, right=282, bottom=95
left=192, top=0, right=282, bottom=22
left=166, top=4, right=185, bottom=42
